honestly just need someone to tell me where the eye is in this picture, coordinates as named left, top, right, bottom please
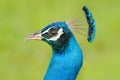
left=48, top=28, right=58, bottom=36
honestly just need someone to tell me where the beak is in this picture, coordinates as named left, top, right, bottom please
left=25, top=30, right=44, bottom=41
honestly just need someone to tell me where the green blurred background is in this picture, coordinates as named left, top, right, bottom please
left=0, top=0, right=120, bottom=80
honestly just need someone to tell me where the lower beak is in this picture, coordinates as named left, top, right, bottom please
left=25, top=31, right=44, bottom=41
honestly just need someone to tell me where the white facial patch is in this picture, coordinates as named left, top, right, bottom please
left=42, top=28, right=64, bottom=41
left=47, top=28, right=63, bottom=41
left=41, top=28, right=51, bottom=35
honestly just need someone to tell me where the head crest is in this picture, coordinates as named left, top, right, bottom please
left=66, top=5, right=96, bottom=43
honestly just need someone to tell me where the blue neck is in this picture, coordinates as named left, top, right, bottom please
left=44, top=35, right=83, bottom=80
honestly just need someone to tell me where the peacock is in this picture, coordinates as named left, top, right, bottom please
left=26, top=6, right=96, bottom=80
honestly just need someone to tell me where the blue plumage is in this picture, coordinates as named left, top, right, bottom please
left=43, top=22, right=83, bottom=80
left=83, top=6, right=96, bottom=43
left=26, top=5, right=96, bottom=80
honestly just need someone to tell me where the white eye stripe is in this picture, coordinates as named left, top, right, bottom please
left=41, top=28, right=52, bottom=35
left=46, top=28, right=64, bottom=41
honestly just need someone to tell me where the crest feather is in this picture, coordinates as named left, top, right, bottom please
left=66, top=5, right=96, bottom=43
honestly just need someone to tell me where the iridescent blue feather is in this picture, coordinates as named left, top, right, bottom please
left=83, top=6, right=96, bottom=43
left=26, top=5, right=96, bottom=80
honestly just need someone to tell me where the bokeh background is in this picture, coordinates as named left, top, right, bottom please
left=0, top=0, right=120, bottom=80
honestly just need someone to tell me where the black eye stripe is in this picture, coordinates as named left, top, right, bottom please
left=49, top=27, right=59, bottom=32
left=42, top=33, right=52, bottom=39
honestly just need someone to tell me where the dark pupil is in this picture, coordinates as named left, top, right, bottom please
left=48, top=28, right=58, bottom=36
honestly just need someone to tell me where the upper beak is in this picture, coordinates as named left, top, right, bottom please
left=25, top=31, right=44, bottom=41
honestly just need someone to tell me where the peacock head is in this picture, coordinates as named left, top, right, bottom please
left=26, top=22, right=72, bottom=50
left=26, top=6, right=96, bottom=52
